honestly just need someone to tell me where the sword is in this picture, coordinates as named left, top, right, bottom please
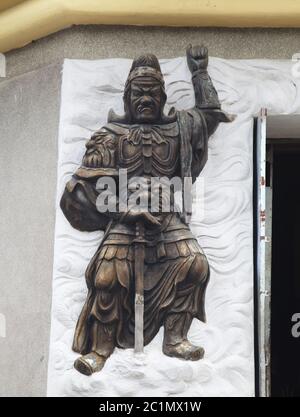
left=134, top=220, right=145, bottom=353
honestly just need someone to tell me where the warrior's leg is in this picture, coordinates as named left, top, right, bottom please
left=74, top=258, right=118, bottom=375
left=163, top=253, right=209, bottom=361
left=74, top=320, right=116, bottom=375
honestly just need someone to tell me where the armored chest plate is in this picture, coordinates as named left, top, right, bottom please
left=117, top=122, right=180, bottom=178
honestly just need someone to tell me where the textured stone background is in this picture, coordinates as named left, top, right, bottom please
left=1, top=25, right=300, bottom=396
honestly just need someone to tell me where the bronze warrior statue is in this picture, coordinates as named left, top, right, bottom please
left=60, top=45, right=233, bottom=375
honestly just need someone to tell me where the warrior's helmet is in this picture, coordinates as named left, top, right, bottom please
left=123, top=54, right=167, bottom=119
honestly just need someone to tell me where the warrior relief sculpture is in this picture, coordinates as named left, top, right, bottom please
left=60, top=45, right=233, bottom=375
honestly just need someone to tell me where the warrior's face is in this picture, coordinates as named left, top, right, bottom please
left=129, top=78, right=164, bottom=124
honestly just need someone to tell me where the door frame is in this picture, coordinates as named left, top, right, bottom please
left=254, top=108, right=271, bottom=397
left=254, top=112, right=300, bottom=397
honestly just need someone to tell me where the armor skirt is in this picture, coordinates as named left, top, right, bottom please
left=72, top=218, right=210, bottom=354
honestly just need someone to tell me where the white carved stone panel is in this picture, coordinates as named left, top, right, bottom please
left=47, top=56, right=300, bottom=397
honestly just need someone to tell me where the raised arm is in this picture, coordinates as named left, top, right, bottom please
left=186, top=44, right=234, bottom=136
left=186, top=44, right=220, bottom=110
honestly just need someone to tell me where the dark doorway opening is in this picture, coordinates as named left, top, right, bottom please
left=271, top=146, right=300, bottom=397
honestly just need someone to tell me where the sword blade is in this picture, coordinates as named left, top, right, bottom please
left=134, top=221, right=145, bottom=353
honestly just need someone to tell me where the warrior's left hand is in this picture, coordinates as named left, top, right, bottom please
left=186, top=44, right=208, bottom=73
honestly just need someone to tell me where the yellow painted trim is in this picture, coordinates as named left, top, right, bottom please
left=1, top=0, right=300, bottom=52
left=0, top=1, right=26, bottom=13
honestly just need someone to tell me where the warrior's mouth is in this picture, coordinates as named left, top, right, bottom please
left=138, top=106, right=154, bottom=114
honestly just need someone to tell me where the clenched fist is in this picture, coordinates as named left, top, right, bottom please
left=186, top=44, right=208, bottom=73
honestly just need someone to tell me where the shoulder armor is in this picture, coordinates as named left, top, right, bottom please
left=82, top=127, right=116, bottom=168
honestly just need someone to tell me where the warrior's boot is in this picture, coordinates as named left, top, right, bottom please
left=74, top=320, right=116, bottom=375
left=163, top=312, right=205, bottom=361
left=74, top=352, right=106, bottom=376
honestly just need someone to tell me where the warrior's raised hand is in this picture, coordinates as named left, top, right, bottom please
left=186, top=44, right=208, bottom=73
left=186, top=44, right=234, bottom=134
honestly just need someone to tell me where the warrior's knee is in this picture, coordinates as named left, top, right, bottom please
left=188, top=254, right=209, bottom=286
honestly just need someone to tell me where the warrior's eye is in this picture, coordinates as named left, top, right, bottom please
left=151, top=87, right=160, bottom=94
left=132, top=89, right=143, bottom=97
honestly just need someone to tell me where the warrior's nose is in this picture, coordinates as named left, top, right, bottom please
left=141, top=96, right=152, bottom=105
